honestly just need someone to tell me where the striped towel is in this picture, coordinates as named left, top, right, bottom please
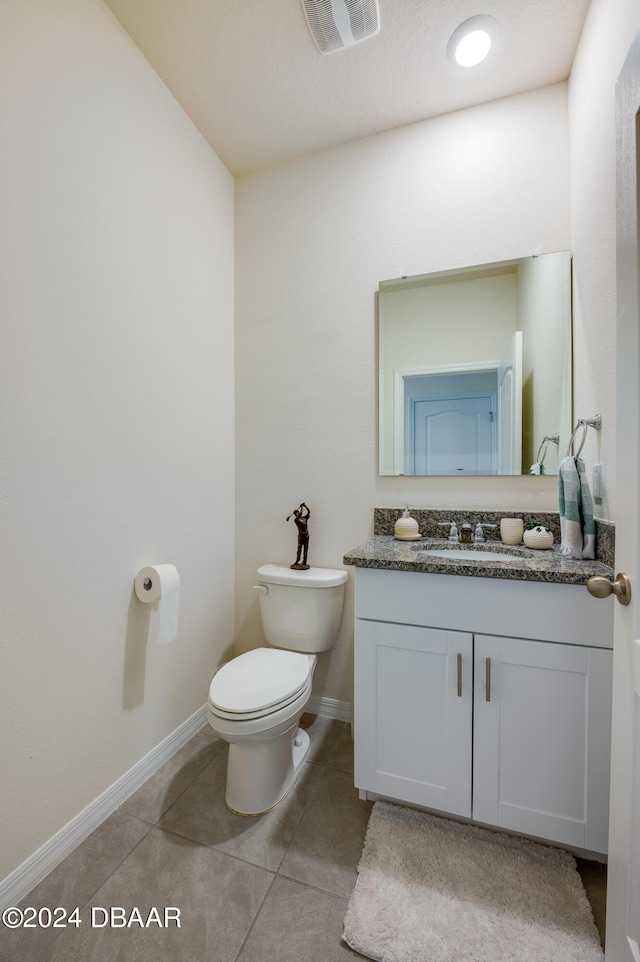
left=558, top=456, right=595, bottom=559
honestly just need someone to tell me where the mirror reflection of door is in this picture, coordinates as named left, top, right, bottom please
left=409, top=394, right=495, bottom=474
left=401, top=334, right=522, bottom=476
left=402, top=367, right=497, bottom=474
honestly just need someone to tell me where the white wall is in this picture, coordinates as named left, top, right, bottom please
left=235, top=84, right=570, bottom=704
left=568, top=0, right=640, bottom=522
left=0, top=0, right=234, bottom=881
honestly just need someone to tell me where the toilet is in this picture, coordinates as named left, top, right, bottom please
left=207, top=563, right=347, bottom=816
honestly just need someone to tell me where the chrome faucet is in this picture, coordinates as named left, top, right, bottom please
left=437, top=520, right=497, bottom=543
left=459, top=523, right=473, bottom=544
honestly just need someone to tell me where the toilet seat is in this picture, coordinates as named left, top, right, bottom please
left=208, top=648, right=313, bottom=720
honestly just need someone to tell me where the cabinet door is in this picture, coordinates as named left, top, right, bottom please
left=354, top=620, right=473, bottom=816
left=473, top=635, right=612, bottom=852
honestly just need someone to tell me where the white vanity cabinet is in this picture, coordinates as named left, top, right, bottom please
left=354, top=567, right=613, bottom=854
left=355, top=620, right=473, bottom=817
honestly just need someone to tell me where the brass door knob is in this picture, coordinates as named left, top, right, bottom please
left=586, top=572, right=631, bottom=606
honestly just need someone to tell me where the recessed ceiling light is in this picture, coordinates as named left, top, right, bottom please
left=447, top=15, right=499, bottom=68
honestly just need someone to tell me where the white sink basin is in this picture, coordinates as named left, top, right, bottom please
left=419, top=547, right=528, bottom=563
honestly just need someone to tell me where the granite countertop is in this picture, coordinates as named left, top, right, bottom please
left=343, top=536, right=614, bottom=585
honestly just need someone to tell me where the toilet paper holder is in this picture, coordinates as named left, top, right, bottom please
left=134, top=564, right=180, bottom=644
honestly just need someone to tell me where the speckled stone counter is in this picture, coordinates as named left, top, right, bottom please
left=371, top=508, right=615, bottom=568
left=344, top=530, right=614, bottom=586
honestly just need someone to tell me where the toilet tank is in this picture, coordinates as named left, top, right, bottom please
left=256, top=564, right=347, bottom=653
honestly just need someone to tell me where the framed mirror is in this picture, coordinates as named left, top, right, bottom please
left=378, top=251, right=572, bottom=476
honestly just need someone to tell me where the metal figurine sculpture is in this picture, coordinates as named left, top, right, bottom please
left=287, top=502, right=311, bottom=570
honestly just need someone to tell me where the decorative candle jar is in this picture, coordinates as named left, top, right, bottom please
left=500, top=518, right=524, bottom=545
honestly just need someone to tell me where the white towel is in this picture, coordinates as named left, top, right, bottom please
left=558, top=456, right=595, bottom=559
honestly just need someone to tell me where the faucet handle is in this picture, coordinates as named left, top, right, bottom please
left=473, top=522, right=497, bottom=543
left=437, top=521, right=458, bottom=542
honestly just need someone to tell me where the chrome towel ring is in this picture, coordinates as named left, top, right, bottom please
left=566, top=415, right=602, bottom=457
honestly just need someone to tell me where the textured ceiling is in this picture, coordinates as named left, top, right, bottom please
left=102, top=0, right=591, bottom=176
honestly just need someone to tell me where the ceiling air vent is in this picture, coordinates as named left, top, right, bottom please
left=300, top=0, right=380, bottom=55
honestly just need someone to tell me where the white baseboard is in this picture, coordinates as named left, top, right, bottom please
left=307, top=695, right=352, bottom=722
left=0, top=705, right=207, bottom=912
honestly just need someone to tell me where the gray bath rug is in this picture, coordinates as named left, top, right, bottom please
left=343, top=801, right=604, bottom=962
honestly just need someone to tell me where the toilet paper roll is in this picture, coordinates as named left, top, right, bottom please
left=134, top=564, right=180, bottom=644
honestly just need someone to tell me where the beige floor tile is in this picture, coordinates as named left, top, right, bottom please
left=0, top=812, right=150, bottom=962
left=3, top=724, right=608, bottom=962
left=120, top=731, right=225, bottom=823
left=237, top=876, right=359, bottom=962
left=279, top=768, right=372, bottom=898
left=159, top=749, right=323, bottom=871
left=299, top=714, right=350, bottom=768
left=39, top=828, right=273, bottom=962
left=331, top=723, right=354, bottom=774
left=198, top=723, right=221, bottom=738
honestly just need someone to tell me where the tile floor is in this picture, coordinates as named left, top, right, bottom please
left=1, top=714, right=607, bottom=962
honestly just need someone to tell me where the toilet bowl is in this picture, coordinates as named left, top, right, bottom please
left=207, top=564, right=347, bottom=815
left=207, top=648, right=316, bottom=815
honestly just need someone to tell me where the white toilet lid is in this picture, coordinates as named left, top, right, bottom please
left=208, top=648, right=313, bottom=715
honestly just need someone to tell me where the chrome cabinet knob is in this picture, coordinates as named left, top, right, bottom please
left=586, top=572, right=631, bottom=606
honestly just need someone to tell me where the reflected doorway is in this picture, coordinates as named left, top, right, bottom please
left=404, top=372, right=496, bottom=475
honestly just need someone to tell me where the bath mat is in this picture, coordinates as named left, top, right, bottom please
left=343, top=801, right=603, bottom=962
